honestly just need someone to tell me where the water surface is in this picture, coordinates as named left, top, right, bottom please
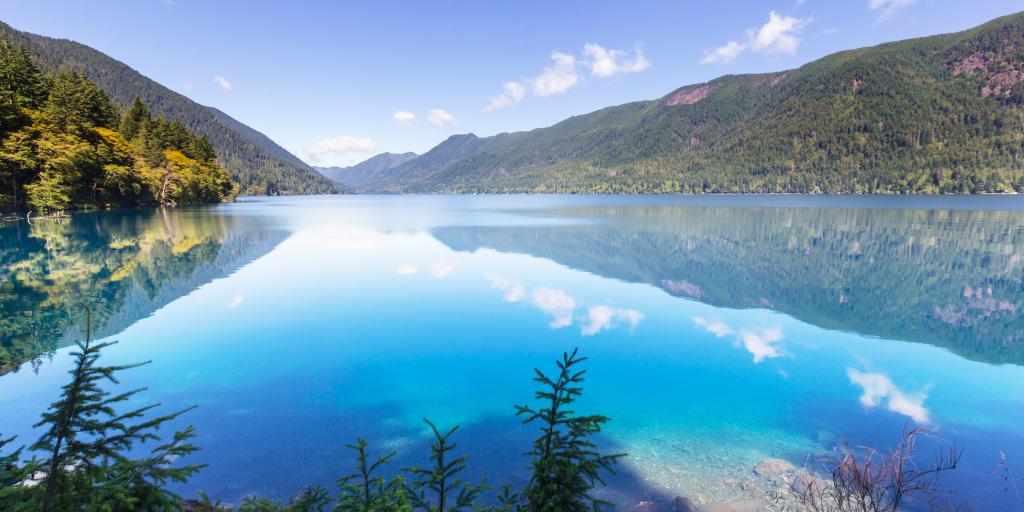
left=2, top=195, right=1023, bottom=509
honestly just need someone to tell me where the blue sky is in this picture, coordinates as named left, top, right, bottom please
left=2, top=0, right=1021, bottom=166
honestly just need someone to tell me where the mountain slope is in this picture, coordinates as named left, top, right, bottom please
left=372, top=12, right=1024, bottom=194
left=0, top=21, right=335, bottom=196
left=315, top=151, right=418, bottom=191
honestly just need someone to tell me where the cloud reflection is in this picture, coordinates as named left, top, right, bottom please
left=693, top=317, right=786, bottom=363
left=486, top=274, right=526, bottom=302
left=430, top=259, right=458, bottom=278
left=847, top=368, right=930, bottom=423
left=582, top=305, right=643, bottom=336
left=532, top=287, right=577, bottom=328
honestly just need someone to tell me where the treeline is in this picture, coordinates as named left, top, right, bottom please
left=0, top=22, right=336, bottom=197
left=0, top=38, right=235, bottom=212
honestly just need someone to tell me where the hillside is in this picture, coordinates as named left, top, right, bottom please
left=367, top=12, right=1024, bottom=194
left=315, top=151, right=417, bottom=191
left=0, top=21, right=335, bottom=196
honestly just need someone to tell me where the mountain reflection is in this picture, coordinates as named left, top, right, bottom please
left=0, top=208, right=287, bottom=374
left=433, top=205, right=1024, bottom=366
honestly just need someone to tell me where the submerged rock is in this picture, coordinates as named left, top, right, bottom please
left=672, top=495, right=698, bottom=512
left=754, top=457, right=795, bottom=478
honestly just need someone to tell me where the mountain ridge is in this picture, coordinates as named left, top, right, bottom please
left=315, top=151, right=418, bottom=191
left=361, top=11, right=1024, bottom=194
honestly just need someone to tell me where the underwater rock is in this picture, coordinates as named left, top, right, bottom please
left=672, top=495, right=698, bottom=512
left=754, top=457, right=795, bottom=478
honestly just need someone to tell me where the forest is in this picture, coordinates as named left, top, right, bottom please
left=0, top=21, right=335, bottom=197
left=0, top=38, right=236, bottom=213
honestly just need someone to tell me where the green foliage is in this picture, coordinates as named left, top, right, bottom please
left=336, top=438, right=412, bottom=512
left=405, top=420, right=486, bottom=512
left=0, top=310, right=203, bottom=512
left=0, top=21, right=334, bottom=196
left=0, top=36, right=235, bottom=212
left=44, top=70, right=117, bottom=133
left=516, top=349, right=624, bottom=512
left=0, top=37, right=47, bottom=114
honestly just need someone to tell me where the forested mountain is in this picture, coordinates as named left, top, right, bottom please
left=315, top=151, right=417, bottom=191
left=363, top=12, right=1024, bottom=194
left=0, top=39, right=235, bottom=212
left=0, top=21, right=334, bottom=196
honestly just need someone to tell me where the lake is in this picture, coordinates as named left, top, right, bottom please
left=2, top=194, right=1024, bottom=510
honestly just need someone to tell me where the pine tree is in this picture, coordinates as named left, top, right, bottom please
left=0, top=39, right=47, bottom=109
left=44, top=70, right=117, bottom=134
left=516, top=348, right=624, bottom=512
left=120, top=97, right=151, bottom=142
left=0, top=433, right=27, bottom=509
left=405, top=419, right=485, bottom=512
left=25, top=310, right=202, bottom=512
left=336, top=438, right=411, bottom=512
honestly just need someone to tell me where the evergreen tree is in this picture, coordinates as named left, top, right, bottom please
left=515, top=349, right=624, bottom=512
left=24, top=310, right=202, bottom=512
left=336, top=438, right=411, bottom=512
left=119, top=97, right=151, bottom=142
left=0, top=39, right=47, bottom=109
left=43, top=70, right=117, bottom=134
left=405, top=419, right=485, bottom=512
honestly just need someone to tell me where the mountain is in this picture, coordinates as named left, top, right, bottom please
left=0, top=21, right=335, bottom=196
left=364, top=12, right=1024, bottom=194
left=315, top=152, right=418, bottom=191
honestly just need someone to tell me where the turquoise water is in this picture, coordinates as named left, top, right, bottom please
left=2, top=195, right=1024, bottom=509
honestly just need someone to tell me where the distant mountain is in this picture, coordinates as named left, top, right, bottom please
left=360, top=12, right=1024, bottom=194
left=315, top=152, right=418, bottom=191
left=0, top=21, right=335, bottom=196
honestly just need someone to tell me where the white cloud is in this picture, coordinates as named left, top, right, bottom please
left=227, top=293, right=245, bottom=309
left=427, top=108, right=456, bottom=127
left=483, top=81, right=526, bottom=112
left=582, top=305, right=643, bottom=336
left=739, top=327, right=785, bottom=363
left=303, top=135, right=378, bottom=164
left=847, top=368, right=930, bottom=423
left=396, top=264, right=419, bottom=275
left=700, top=11, right=810, bottom=64
left=693, top=316, right=734, bottom=338
left=393, top=111, right=417, bottom=125
left=486, top=275, right=525, bottom=302
left=531, top=51, right=580, bottom=96
left=532, top=287, right=576, bottom=328
left=582, top=43, right=650, bottom=77
left=430, top=259, right=457, bottom=278
left=868, top=0, right=917, bottom=19
left=213, top=75, right=233, bottom=92
left=484, top=43, right=649, bottom=111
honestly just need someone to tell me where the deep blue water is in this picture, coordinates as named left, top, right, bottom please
left=2, top=195, right=1023, bottom=510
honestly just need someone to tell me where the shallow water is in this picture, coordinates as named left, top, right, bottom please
left=2, top=195, right=1024, bottom=509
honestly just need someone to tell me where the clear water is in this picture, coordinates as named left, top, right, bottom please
left=2, top=195, right=1024, bottom=510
